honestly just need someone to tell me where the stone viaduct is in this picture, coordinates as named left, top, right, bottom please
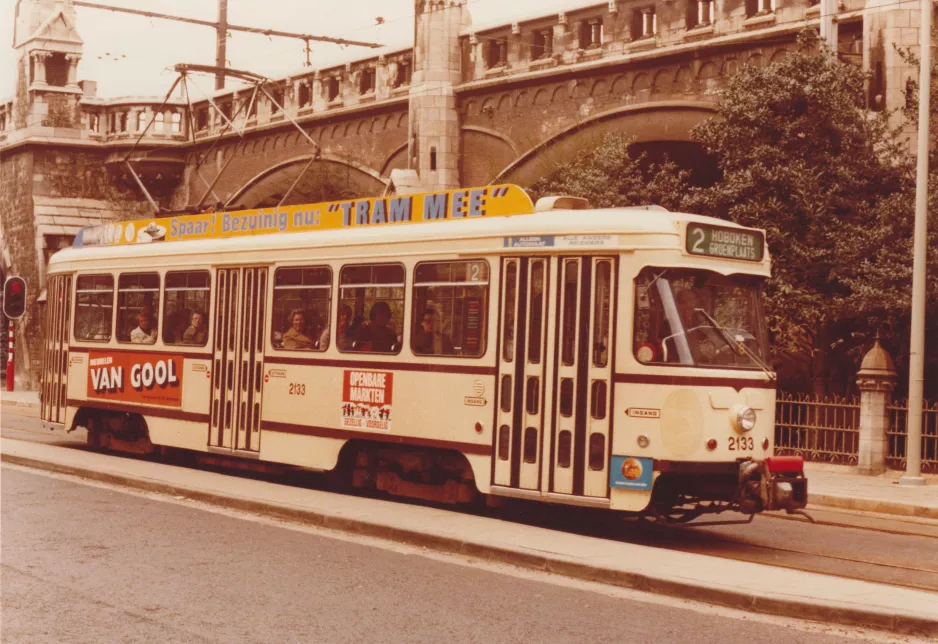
left=1, top=0, right=933, bottom=386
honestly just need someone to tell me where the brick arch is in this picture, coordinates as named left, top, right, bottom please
left=573, top=81, right=590, bottom=99
left=652, top=69, right=671, bottom=95
left=397, top=113, right=408, bottom=129
left=384, top=114, right=396, bottom=130
left=228, top=154, right=387, bottom=209
left=495, top=101, right=716, bottom=186
left=590, top=79, right=608, bottom=97
left=551, top=85, right=568, bottom=103
left=481, top=97, right=496, bottom=115
left=611, top=74, right=630, bottom=94
left=343, top=122, right=354, bottom=138
left=721, top=58, right=739, bottom=77
left=748, top=52, right=765, bottom=68
left=371, top=117, right=381, bottom=133
left=496, top=94, right=511, bottom=112
left=463, top=99, right=478, bottom=116
left=356, top=120, right=367, bottom=136
left=533, top=88, right=550, bottom=105
left=632, top=73, right=650, bottom=91
left=698, top=62, right=718, bottom=80
left=770, top=48, right=788, bottom=63
left=461, top=124, right=520, bottom=186
left=515, top=90, right=529, bottom=108
left=674, top=66, right=692, bottom=93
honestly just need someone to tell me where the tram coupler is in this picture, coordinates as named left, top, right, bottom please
left=737, top=456, right=808, bottom=514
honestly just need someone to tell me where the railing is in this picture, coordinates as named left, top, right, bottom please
left=886, top=400, right=938, bottom=474
left=774, top=393, right=860, bottom=465
left=774, top=392, right=938, bottom=473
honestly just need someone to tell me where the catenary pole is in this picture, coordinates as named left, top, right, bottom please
left=215, top=0, right=228, bottom=90
left=900, top=0, right=932, bottom=487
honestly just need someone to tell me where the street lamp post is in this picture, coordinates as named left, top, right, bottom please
left=900, top=0, right=932, bottom=487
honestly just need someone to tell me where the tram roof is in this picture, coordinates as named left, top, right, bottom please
left=53, top=184, right=769, bottom=273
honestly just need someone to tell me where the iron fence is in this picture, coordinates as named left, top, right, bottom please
left=886, top=400, right=938, bottom=474
left=774, top=393, right=860, bottom=465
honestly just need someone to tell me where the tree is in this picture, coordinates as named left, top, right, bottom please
left=686, top=30, right=921, bottom=391
left=526, top=133, right=689, bottom=211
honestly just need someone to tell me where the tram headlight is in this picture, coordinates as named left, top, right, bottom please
left=733, top=405, right=757, bottom=433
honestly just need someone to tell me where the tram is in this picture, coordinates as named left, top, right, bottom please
left=39, top=184, right=807, bottom=521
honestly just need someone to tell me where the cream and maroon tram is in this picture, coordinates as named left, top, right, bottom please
left=39, top=184, right=807, bottom=521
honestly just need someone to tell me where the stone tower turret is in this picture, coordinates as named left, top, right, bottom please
left=12, top=0, right=84, bottom=129
left=408, top=0, right=468, bottom=191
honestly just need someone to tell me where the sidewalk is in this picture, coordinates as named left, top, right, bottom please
left=805, top=462, right=938, bottom=520
left=0, top=389, right=40, bottom=418
left=2, top=436, right=936, bottom=637
left=1, top=391, right=935, bottom=518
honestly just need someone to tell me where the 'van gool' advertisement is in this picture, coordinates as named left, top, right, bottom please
left=87, top=352, right=183, bottom=407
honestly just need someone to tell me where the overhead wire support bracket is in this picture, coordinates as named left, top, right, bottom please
left=118, top=64, right=322, bottom=216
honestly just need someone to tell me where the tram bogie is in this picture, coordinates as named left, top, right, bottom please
left=39, top=184, right=807, bottom=522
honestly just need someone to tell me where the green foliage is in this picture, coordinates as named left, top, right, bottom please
left=687, top=31, right=914, bottom=362
left=526, top=133, right=690, bottom=211
left=526, top=28, right=938, bottom=394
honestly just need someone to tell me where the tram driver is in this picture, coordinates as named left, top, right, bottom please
left=664, top=288, right=722, bottom=364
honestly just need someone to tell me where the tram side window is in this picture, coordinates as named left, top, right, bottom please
left=163, top=271, right=211, bottom=346
left=411, top=260, right=489, bottom=358
left=339, top=263, right=405, bottom=354
left=117, top=273, right=160, bottom=344
left=74, top=275, right=114, bottom=342
left=271, top=266, right=332, bottom=351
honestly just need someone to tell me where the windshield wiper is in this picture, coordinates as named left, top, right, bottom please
left=694, top=308, right=776, bottom=381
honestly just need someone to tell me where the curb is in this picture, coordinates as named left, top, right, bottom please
left=3, top=451, right=936, bottom=638
left=809, top=493, right=938, bottom=521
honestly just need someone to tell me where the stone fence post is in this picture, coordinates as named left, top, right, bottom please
left=856, top=338, right=897, bottom=475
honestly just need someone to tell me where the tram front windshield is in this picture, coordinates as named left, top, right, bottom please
left=633, top=267, right=768, bottom=369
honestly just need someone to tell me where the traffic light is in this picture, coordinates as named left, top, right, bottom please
left=3, top=276, right=27, bottom=319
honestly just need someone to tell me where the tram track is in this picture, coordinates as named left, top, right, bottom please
left=4, top=417, right=938, bottom=594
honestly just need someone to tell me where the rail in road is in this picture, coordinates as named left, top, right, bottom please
left=3, top=414, right=937, bottom=594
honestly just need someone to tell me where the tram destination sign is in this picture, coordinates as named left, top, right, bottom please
left=74, top=184, right=535, bottom=248
left=685, top=223, right=765, bottom=262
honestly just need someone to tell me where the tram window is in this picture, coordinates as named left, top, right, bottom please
left=523, top=427, right=538, bottom=464
left=527, top=260, right=545, bottom=364
left=590, top=380, right=607, bottom=420
left=116, top=273, right=160, bottom=344
left=411, top=260, right=488, bottom=358
left=339, top=263, right=405, bottom=354
left=502, top=261, right=518, bottom=362
left=271, top=266, right=332, bottom=352
left=498, top=425, right=510, bottom=461
left=560, top=378, right=574, bottom=417
left=557, top=431, right=572, bottom=468
left=561, top=260, right=579, bottom=366
left=592, top=260, right=612, bottom=368
left=588, top=433, right=606, bottom=471
left=163, top=271, right=211, bottom=346
left=633, top=267, right=769, bottom=369
left=74, top=275, right=114, bottom=342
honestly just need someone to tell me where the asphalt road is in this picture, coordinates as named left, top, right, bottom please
left=2, top=466, right=893, bottom=644
left=4, top=412, right=938, bottom=592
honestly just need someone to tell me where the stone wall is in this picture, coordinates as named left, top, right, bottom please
left=0, top=149, right=40, bottom=387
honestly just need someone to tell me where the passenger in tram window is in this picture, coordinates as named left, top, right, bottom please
left=322, top=304, right=354, bottom=351
left=130, top=310, right=157, bottom=344
left=413, top=307, right=454, bottom=355
left=183, top=311, right=207, bottom=345
left=163, top=310, right=189, bottom=344
left=281, top=309, right=316, bottom=350
left=359, top=301, right=398, bottom=352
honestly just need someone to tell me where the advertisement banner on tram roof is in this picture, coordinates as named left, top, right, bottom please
left=74, top=184, right=535, bottom=248
left=86, top=351, right=183, bottom=407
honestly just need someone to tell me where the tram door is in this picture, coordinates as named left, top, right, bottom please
left=41, top=274, right=71, bottom=426
left=494, top=256, right=615, bottom=497
left=208, top=267, right=268, bottom=453
left=550, top=257, right=615, bottom=498
left=494, top=257, right=550, bottom=490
